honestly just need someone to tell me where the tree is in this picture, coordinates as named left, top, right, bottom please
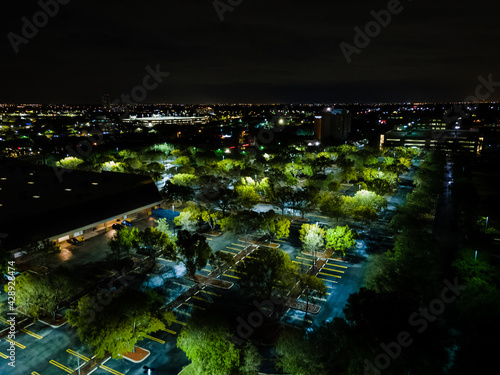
left=299, top=224, right=325, bottom=268
left=351, top=206, right=378, bottom=223
left=340, top=166, right=358, bottom=183
left=15, top=268, right=74, bottom=321
left=290, top=188, right=318, bottom=218
left=235, top=184, right=260, bottom=210
left=156, top=217, right=172, bottom=234
left=177, top=316, right=240, bottom=375
left=145, top=162, right=164, bottom=181
left=209, top=251, right=235, bottom=278
left=240, top=343, right=262, bottom=374
left=170, top=173, right=198, bottom=187
left=67, top=289, right=165, bottom=358
left=161, top=180, right=194, bottom=202
left=174, top=205, right=201, bottom=233
left=198, top=185, right=234, bottom=216
left=55, top=156, right=84, bottom=169
left=136, top=227, right=176, bottom=261
left=259, top=211, right=290, bottom=242
left=276, top=328, right=325, bottom=375
left=176, top=230, right=212, bottom=277
left=350, top=190, right=387, bottom=211
left=319, top=194, right=345, bottom=223
left=270, top=186, right=293, bottom=216
left=325, top=225, right=356, bottom=256
left=236, top=247, right=297, bottom=299
left=298, top=274, right=327, bottom=322
left=220, top=211, right=259, bottom=239
left=108, top=227, right=139, bottom=260
left=201, top=209, right=222, bottom=233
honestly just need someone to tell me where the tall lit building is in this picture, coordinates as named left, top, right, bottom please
left=101, top=94, right=111, bottom=110
left=314, top=108, right=351, bottom=141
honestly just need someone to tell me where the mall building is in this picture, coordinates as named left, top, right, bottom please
left=0, top=160, right=163, bottom=254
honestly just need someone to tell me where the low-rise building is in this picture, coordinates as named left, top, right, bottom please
left=0, top=160, right=163, bottom=253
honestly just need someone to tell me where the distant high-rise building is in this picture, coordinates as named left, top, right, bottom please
left=101, top=94, right=110, bottom=110
left=314, top=108, right=351, bottom=141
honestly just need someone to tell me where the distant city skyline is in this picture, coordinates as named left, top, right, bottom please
left=1, top=1, right=500, bottom=104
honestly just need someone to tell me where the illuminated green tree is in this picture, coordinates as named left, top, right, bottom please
left=325, top=225, right=356, bottom=256
left=55, top=156, right=84, bottom=169
left=177, top=316, right=240, bottom=375
left=299, top=224, right=325, bottom=266
left=67, top=289, right=165, bottom=358
left=260, top=211, right=291, bottom=241
left=235, top=184, right=260, bottom=210
left=108, top=227, right=139, bottom=260
left=237, top=246, right=297, bottom=299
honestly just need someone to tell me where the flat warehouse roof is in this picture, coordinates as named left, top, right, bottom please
left=0, top=160, right=162, bottom=250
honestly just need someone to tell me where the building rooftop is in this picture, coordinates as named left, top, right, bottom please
left=0, top=160, right=162, bottom=250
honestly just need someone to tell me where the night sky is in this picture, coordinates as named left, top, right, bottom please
left=1, top=0, right=499, bottom=104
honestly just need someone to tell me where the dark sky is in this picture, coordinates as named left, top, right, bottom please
left=1, top=0, right=500, bottom=104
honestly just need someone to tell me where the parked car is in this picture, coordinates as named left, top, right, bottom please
left=68, top=237, right=80, bottom=245
left=112, top=223, right=124, bottom=230
left=121, top=220, right=132, bottom=227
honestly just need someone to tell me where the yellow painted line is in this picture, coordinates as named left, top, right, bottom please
left=50, top=360, right=73, bottom=373
left=319, top=272, right=341, bottom=278
left=201, top=268, right=211, bottom=272
left=32, top=372, right=41, bottom=375
left=0, top=317, right=8, bottom=324
left=226, top=247, right=242, bottom=252
left=145, top=335, right=165, bottom=344
left=192, top=295, right=210, bottom=303
left=100, top=364, right=125, bottom=375
left=326, top=262, right=348, bottom=269
left=183, top=303, right=205, bottom=311
left=66, top=349, right=89, bottom=362
left=0, top=352, right=8, bottom=359
left=222, top=273, right=240, bottom=279
left=231, top=243, right=246, bottom=247
left=228, top=268, right=245, bottom=274
left=220, top=250, right=235, bottom=255
left=6, top=338, right=25, bottom=349
left=22, top=328, right=43, bottom=339
left=163, top=328, right=177, bottom=335
left=321, top=267, right=344, bottom=273
left=206, top=238, right=213, bottom=241
left=175, top=310, right=191, bottom=317
left=200, top=290, right=220, bottom=297
left=297, top=256, right=314, bottom=262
